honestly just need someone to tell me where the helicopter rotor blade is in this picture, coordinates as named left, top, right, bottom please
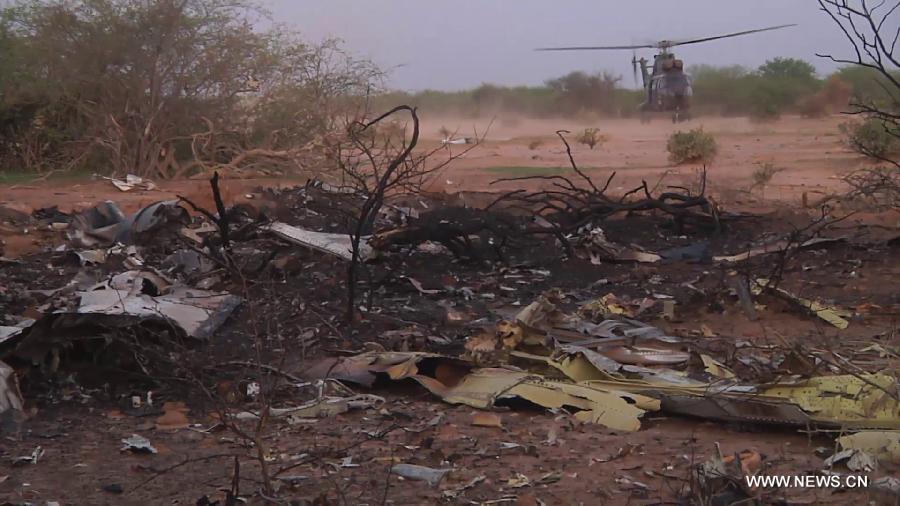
left=663, top=24, right=797, bottom=48
left=535, top=24, right=797, bottom=53
left=535, top=43, right=655, bottom=51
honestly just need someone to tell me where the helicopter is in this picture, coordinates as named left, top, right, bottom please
left=536, top=24, right=797, bottom=123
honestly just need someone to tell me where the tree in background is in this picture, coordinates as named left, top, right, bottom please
left=546, top=71, right=624, bottom=116
left=833, top=65, right=900, bottom=109
left=758, top=57, right=818, bottom=82
left=0, top=0, right=379, bottom=177
left=747, top=58, right=823, bottom=120
left=689, top=65, right=750, bottom=115
left=817, top=0, right=899, bottom=209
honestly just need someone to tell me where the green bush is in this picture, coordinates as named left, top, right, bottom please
left=840, top=119, right=900, bottom=159
left=746, top=86, right=785, bottom=121
left=667, top=128, right=718, bottom=164
left=833, top=66, right=900, bottom=109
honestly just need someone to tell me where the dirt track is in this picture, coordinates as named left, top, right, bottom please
left=419, top=114, right=866, bottom=201
left=0, top=115, right=870, bottom=202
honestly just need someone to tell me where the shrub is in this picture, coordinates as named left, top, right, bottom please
left=576, top=128, right=606, bottom=150
left=840, top=119, right=900, bottom=159
left=833, top=66, right=900, bottom=109
left=751, top=161, right=782, bottom=189
left=666, top=128, right=718, bottom=164
left=745, top=81, right=787, bottom=121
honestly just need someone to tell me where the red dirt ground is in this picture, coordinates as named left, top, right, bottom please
left=0, top=114, right=897, bottom=505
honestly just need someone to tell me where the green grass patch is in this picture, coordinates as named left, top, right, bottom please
left=0, top=167, right=95, bottom=185
left=0, top=171, right=35, bottom=185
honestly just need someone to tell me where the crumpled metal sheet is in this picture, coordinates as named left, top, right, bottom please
left=512, top=289, right=681, bottom=344
left=0, top=360, right=24, bottom=416
left=508, top=345, right=867, bottom=427
left=0, top=326, right=28, bottom=344
left=837, top=431, right=900, bottom=465
left=266, top=222, right=372, bottom=262
left=105, top=174, right=158, bottom=192
left=312, top=347, right=899, bottom=430
left=418, top=366, right=659, bottom=432
left=602, top=345, right=690, bottom=366
left=516, top=346, right=704, bottom=386
left=578, top=373, right=899, bottom=428
left=391, top=464, right=451, bottom=486
left=308, top=352, right=660, bottom=431
left=163, top=249, right=216, bottom=276
left=114, top=200, right=189, bottom=245
left=4, top=287, right=240, bottom=369
left=68, top=200, right=126, bottom=247
left=68, top=200, right=188, bottom=247
left=763, top=374, right=900, bottom=429
left=753, top=278, right=850, bottom=329
left=823, top=448, right=878, bottom=472
left=121, top=434, right=157, bottom=454
left=76, top=286, right=241, bottom=340
left=659, top=393, right=814, bottom=426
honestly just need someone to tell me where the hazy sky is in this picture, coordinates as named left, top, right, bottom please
left=269, top=1, right=850, bottom=91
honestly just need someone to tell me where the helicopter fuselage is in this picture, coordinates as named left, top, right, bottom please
left=637, top=52, right=693, bottom=121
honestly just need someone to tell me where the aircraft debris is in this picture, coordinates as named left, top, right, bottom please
left=69, top=200, right=188, bottom=247
left=0, top=361, right=24, bottom=416
left=120, top=434, right=157, bottom=454
left=836, top=431, right=900, bottom=464
left=309, top=352, right=660, bottom=431
left=104, top=174, right=158, bottom=192
left=266, top=221, right=372, bottom=261
left=391, top=463, right=452, bottom=486
left=753, top=278, right=850, bottom=329
left=235, top=394, right=384, bottom=423
left=823, top=448, right=878, bottom=472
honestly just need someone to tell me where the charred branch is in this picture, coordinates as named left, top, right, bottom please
left=370, top=207, right=522, bottom=261
left=489, top=131, right=723, bottom=246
